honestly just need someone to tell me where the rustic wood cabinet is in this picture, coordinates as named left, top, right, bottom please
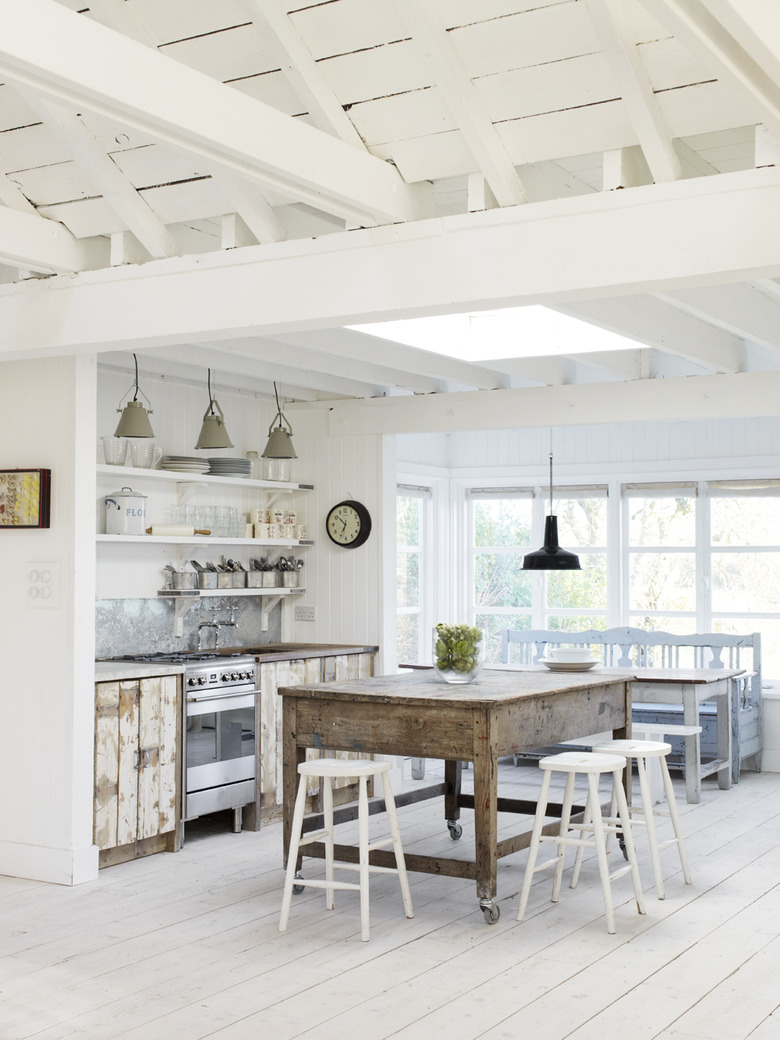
left=250, top=649, right=376, bottom=824
left=94, top=674, right=181, bottom=866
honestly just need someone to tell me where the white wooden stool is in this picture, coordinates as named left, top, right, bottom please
left=516, top=751, right=646, bottom=934
left=631, top=723, right=703, bottom=804
left=279, top=758, right=414, bottom=942
left=593, top=738, right=693, bottom=900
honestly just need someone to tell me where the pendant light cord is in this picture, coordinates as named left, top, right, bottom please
left=132, top=353, right=140, bottom=401
left=207, top=368, right=215, bottom=414
left=549, top=452, right=554, bottom=513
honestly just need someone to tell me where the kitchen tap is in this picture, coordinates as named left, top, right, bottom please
left=197, top=618, right=221, bottom=650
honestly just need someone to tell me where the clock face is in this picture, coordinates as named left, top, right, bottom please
left=327, top=500, right=371, bottom=548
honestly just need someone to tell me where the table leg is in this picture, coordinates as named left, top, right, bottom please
left=716, top=689, right=733, bottom=790
left=444, top=759, right=463, bottom=840
left=683, top=687, right=702, bottom=804
left=281, top=697, right=306, bottom=871
left=472, top=712, right=499, bottom=922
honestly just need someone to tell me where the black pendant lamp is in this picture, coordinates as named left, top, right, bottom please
left=115, top=353, right=155, bottom=438
left=522, top=453, right=581, bottom=570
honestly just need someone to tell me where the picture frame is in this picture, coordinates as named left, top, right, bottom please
left=0, top=469, right=51, bottom=528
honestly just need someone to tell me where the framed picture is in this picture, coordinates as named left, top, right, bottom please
left=0, top=469, right=51, bottom=528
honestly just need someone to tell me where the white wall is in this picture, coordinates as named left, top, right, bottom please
left=0, top=355, right=97, bottom=884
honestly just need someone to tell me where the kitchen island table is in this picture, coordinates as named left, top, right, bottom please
left=279, top=666, right=635, bottom=922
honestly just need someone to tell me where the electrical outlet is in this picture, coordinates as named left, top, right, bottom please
left=295, top=605, right=316, bottom=622
left=27, top=561, right=61, bottom=609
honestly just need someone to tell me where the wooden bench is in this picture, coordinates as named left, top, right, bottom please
left=500, top=627, right=762, bottom=784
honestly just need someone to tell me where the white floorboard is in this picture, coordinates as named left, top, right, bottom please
left=2, top=760, right=780, bottom=1040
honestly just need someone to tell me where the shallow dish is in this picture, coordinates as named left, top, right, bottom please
left=539, top=659, right=598, bottom=672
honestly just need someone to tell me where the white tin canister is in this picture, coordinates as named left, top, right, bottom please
left=105, top=486, right=147, bottom=535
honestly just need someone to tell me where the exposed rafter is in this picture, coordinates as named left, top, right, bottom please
left=392, top=0, right=528, bottom=207
left=0, top=0, right=427, bottom=227
left=587, top=0, right=683, bottom=182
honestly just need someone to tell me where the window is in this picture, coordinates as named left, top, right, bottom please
left=625, top=486, right=698, bottom=632
left=470, top=488, right=607, bottom=662
left=396, top=487, right=430, bottom=665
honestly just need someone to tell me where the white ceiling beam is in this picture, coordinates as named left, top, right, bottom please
left=392, top=0, right=528, bottom=207
left=245, top=0, right=366, bottom=150
left=0, top=0, right=426, bottom=227
left=0, top=171, right=37, bottom=215
left=0, top=205, right=105, bottom=275
left=587, top=0, right=683, bottom=182
left=550, top=294, right=745, bottom=371
left=87, top=0, right=287, bottom=246
left=2, top=166, right=780, bottom=357
left=655, top=282, right=780, bottom=353
left=640, top=0, right=780, bottom=140
left=326, top=369, right=780, bottom=436
left=274, top=328, right=510, bottom=390
left=21, top=93, right=179, bottom=260
left=151, top=343, right=402, bottom=400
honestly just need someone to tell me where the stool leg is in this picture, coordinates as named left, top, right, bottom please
left=322, top=774, right=335, bottom=911
left=381, top=771, right=414, bottom=919
left=660, top=756, right=693, bottom=884
left=587, top=772, right=616, bottom=934
left=516, top=769, right=553, bottom=922
left=569, top=784, right=593, bottom=891
left=612, top=767, right=646, bottom=918
left=552, top=772, right=576, bottom=903
left=358, top=775, right=371, bottom=941
left=279, top=775, right=308, bottom=933
left=636, top=755, right=665, bottom=899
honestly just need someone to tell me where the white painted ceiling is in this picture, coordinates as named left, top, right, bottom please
left=1, top=0, right=780, bottom=409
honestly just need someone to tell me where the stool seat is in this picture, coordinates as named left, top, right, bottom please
left=517, top=750, right=646, bottom=934
left=594, top=738, right=692, bottom=900
left=279, top=757, right=414, bottom=942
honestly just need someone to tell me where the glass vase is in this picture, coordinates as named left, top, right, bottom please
left=432, top=624, right=484, bottom=684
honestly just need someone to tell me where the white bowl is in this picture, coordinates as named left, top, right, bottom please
left=549, top=647, right=595, bottom=663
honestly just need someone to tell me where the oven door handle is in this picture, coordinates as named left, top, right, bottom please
left=187, top=688, right=258, bottom=703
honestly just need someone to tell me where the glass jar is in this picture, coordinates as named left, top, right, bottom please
left=432, top=624, right=484, bottom=684
left=246, top=450, right=261, bottom=479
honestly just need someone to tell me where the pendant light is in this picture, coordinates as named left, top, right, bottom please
left=262, top=382, right=297, bottom=459
left=522, top=453, right=581, bottom=570
left=194, top=368, right=234, bottom=450
left=115, top=353, right=155, bottom=438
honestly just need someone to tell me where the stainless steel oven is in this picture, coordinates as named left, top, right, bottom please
left=183, top=655, right=258, bottom=829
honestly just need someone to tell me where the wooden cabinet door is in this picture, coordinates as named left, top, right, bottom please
left=94, top=675, right=180, bottom=861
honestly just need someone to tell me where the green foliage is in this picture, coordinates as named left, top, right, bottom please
left=434, top=623, right=483, bottom=674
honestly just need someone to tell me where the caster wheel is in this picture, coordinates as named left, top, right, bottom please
left=480, top=901, right=500, bottom=924
left=293, top=871, right=304, bottom=895
left=447, top=821, right=463, bottom=841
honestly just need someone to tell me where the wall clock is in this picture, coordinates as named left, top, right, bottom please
left=326, top=500, right=372, bottom=548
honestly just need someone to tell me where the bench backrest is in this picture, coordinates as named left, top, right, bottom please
left=500, top=627, right=761, bottom=706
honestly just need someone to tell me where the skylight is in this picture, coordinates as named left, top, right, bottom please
left=350, top=306, right=638, bottom=361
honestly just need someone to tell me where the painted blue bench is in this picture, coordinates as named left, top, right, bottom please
left=500, top=627, right=762, bottom=782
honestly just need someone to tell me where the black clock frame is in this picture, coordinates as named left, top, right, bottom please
left=326, top=499, right=372, bottom=548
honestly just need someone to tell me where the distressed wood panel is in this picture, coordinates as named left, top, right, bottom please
left=158, top=675, right=179, bottom=836
left=116, top=680, right=140, bottom=847
left=138, top=676, right=162, bottom=841
left=94, top=681, right=120, bottom=851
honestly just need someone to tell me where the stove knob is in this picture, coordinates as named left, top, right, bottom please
left=221, top=673, right=230, bottom=683
left=198, top=675, right=207, bottom=685
left=231, top=672, right=239, bottom=681
left=239, top=670, right=248, bottom=680
left=187, top=677, right=198, bottom=687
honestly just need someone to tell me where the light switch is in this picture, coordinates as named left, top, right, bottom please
left=27, top=561, right=60, bottom=609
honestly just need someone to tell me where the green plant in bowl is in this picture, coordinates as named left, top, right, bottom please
left=433, top=623, right=483, bottom=683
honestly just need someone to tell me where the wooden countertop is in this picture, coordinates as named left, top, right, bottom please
left=95, top=644, right=378, bottom=682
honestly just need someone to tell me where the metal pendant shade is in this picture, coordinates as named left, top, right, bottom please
left=522, top=454, right=581, bottom=571
left=262, top=382, right=297, bottom=459
left=195, top=370, right=234, bottom=449
left=115, top=354, right=155, bottom=438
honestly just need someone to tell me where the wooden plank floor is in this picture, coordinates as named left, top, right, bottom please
left=2, top=759, right=780, bottom=1040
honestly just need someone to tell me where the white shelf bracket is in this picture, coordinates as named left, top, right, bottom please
left=261, top=595, right=282, bottom=631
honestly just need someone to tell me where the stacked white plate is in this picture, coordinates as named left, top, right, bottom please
left=160, top=455, right=211, bottom=474
left=207, top=457, right=252, bottom=477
